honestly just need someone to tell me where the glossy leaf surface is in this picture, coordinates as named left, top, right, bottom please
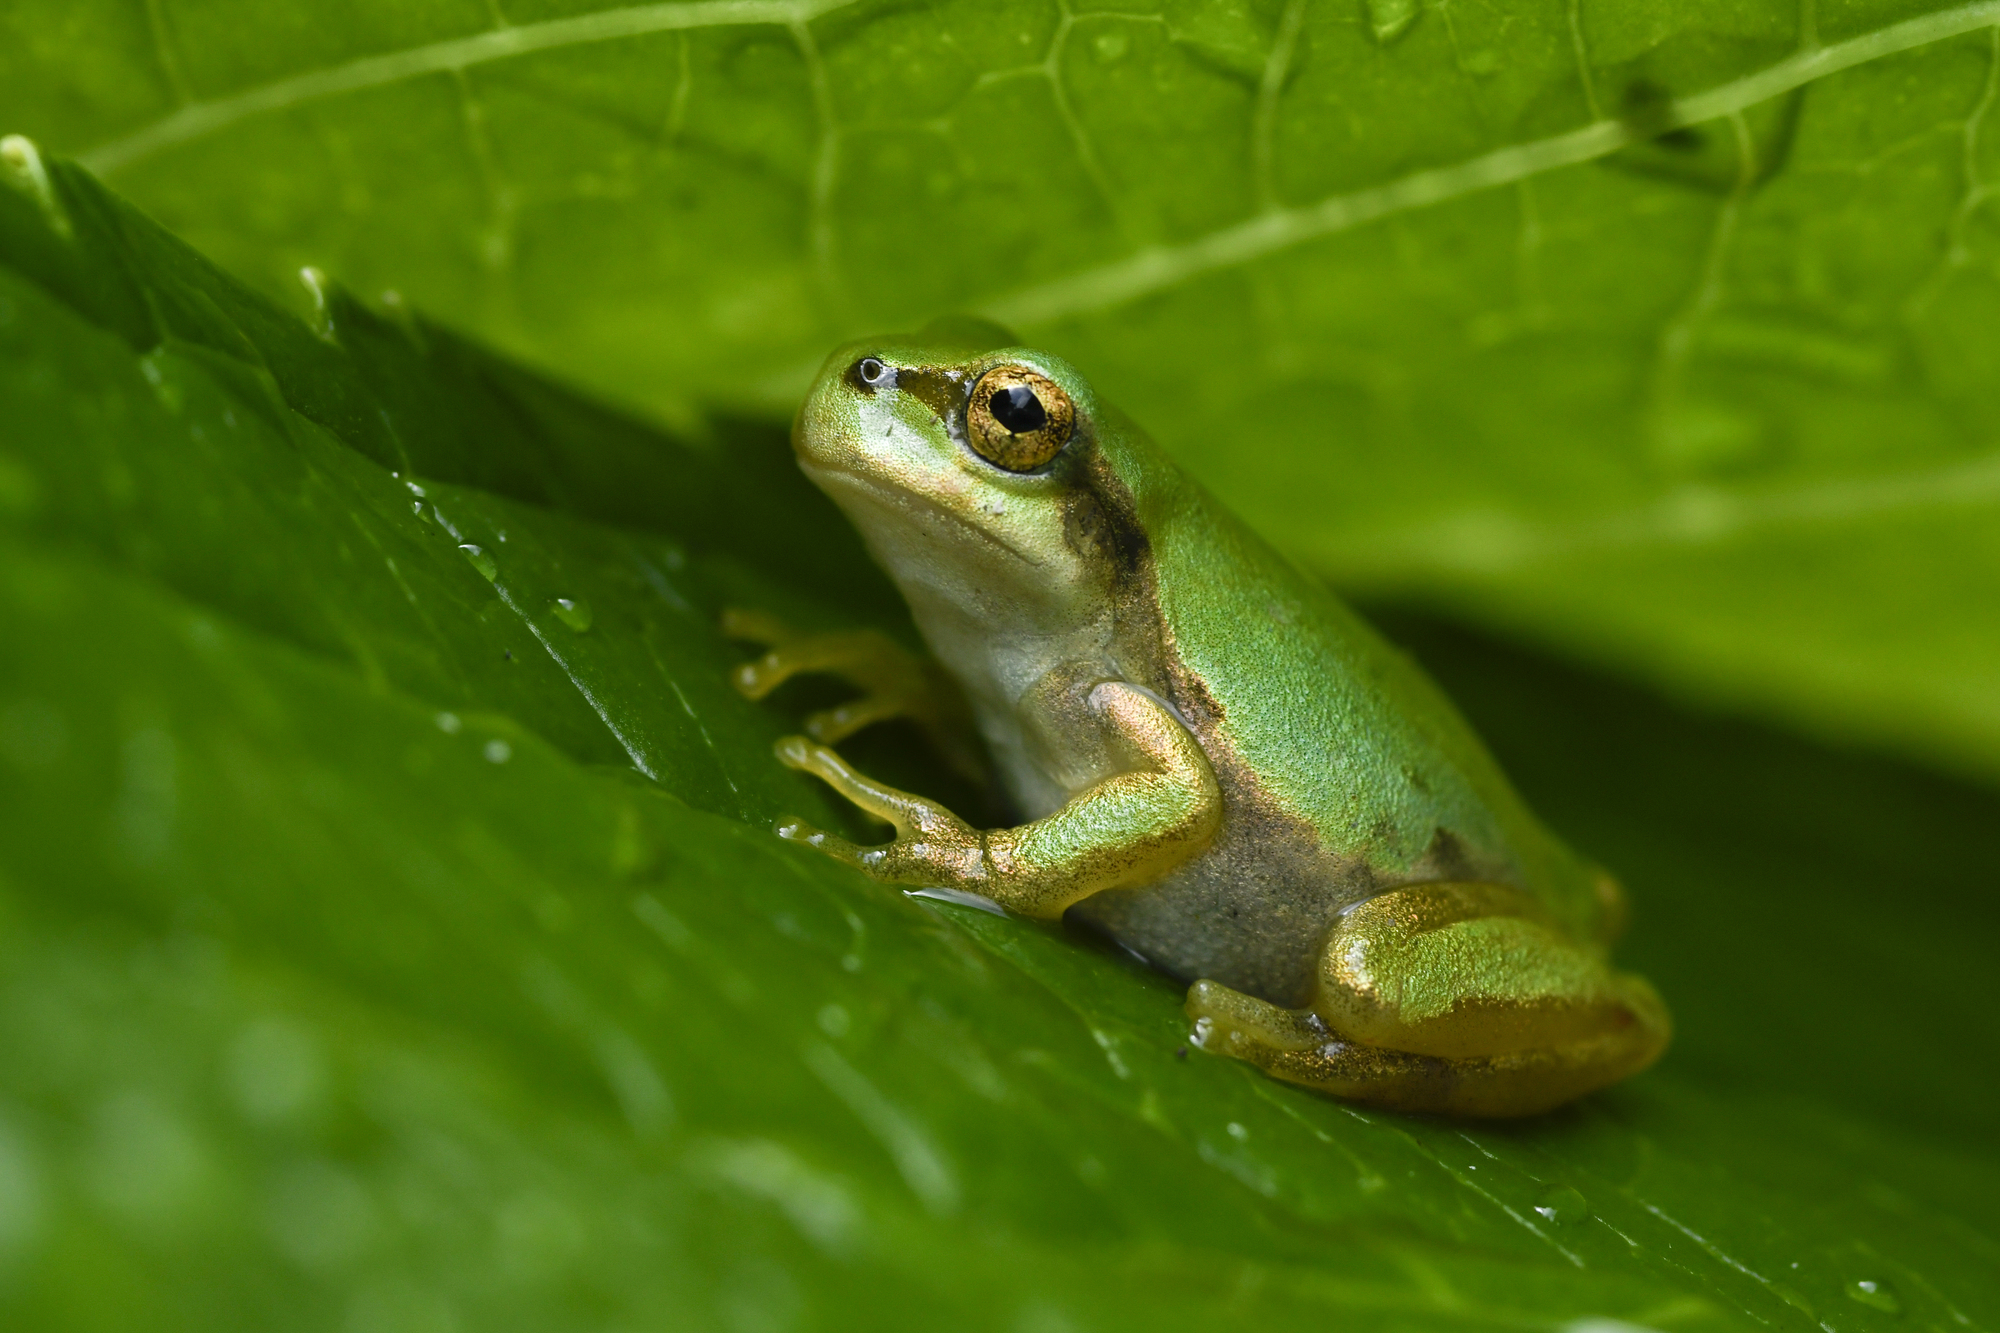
left=2, top=154, right=1996, bottom=1331
left=4, top=0, right=1999, bottom=776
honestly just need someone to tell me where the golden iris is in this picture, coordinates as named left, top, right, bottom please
left=967, top=366, right=1074, bottom=472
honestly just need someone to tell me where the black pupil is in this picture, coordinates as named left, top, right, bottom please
left=856, top=357, right=886, bottom=383
left=989, top=384, right=1047, bottom=434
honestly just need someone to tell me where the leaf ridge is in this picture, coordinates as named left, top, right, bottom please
left=79, top=0, right=863, bottom=175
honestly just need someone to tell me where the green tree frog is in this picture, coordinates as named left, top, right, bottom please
left=732, top=321, right=1669, bottom=1117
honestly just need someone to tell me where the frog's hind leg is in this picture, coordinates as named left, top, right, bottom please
left=1185, top=979, right=1462, bottom=1111
left=1185, top=883, right=1669, bottom=1117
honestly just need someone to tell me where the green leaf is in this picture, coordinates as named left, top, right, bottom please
left=4, top=0, right=1999, bottom=778
left=3, top=150, right=1998, bottom=1330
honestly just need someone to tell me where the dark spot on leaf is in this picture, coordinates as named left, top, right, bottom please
left=1620, top=78, right=1678, bottom=138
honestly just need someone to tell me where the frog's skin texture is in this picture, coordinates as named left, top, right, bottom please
left=737, top=322, right=1669, bottom=1117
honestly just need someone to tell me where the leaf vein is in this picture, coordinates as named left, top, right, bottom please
left=978, top=1, right=2000, bottom=329
left=81, top=0, right=861, bottom=175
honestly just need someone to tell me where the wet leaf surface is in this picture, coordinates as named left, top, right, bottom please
left=1, top=155, right=1995, bottom=1331
left=5, top=0, right=2000, bottom=777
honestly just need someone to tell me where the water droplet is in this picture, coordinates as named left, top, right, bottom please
left=267, top=1159, right=377, bottom=1272
left=458, top=544, right=497, bottom=582
left=226, top=1019, right=328, bottom=1124
left=551, top=597, right=593, bottom=632
left=1226, top=1122, right=1248, bottom=1141
left=1365, top=0, right=1421, bottom=43
left=0, top=135, right=71, bottom=238
left=1847, top=1279, right=1902, bottom=1315
left=434, top=712, right=462, bottom=735
left=411, top=500, right=427, bottom=519
left=484, top=739, right=512, bottom=764
left=84, top=1093, right=211, bottom=1227
left=816, top=1004, right=850, bottom=1038
left=297, top=267, right=334, bottom=340
left=137, top=350, right=185, bottom=414
left=1532, top=1184, right=1590, bottom=1226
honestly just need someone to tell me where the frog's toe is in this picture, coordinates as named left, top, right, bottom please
left=1185, top=978, right=1327, bottom=1052
left=804, top=693, right=912, bottom=745
left=774, top=815, right=871, bottom=868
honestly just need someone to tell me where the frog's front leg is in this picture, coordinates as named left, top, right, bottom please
left=723, top=609, right=981, bottom=778
left=775, top=681, right=1221, bottom=919
left=1187, top=883, right=1670, bottom=1117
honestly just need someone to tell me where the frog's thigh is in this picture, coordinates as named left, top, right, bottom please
left=1317, top=883, right=1667, bottom=1060
left=1186, top=884, right=1670, bottom=1116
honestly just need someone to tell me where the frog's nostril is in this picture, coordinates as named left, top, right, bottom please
left=853, top=356, right=889, bottom=387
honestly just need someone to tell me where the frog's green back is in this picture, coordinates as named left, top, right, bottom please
left=1097, top=410, right=1607, bottom=938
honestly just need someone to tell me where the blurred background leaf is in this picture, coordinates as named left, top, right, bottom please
left=1, top=140, right=1997, bottom=1331
left=3, top=0, right=1998, bottom=779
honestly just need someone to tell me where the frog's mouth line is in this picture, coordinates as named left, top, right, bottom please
left=799, top=458, right=1043, bottom=568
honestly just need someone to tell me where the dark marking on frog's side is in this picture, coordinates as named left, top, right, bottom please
left=1412, top=827, right=1485, bottom=884
left=1062, top=483, right=1151, bottom=585
left=1043, top=426, right=1525, bottom=1007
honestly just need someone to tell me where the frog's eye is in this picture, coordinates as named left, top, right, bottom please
left=967, top=366, right=1075, bottom=472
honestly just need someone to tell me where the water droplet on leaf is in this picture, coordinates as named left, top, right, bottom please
left=458, top=544, right=497, bottom=581
left=551, top=597, right=593, bottom=632
left=1847, top=1279, right=1902, bottom=1315
left=1365, top=0, right=1421, bottom=43
left=1532, top=1185, right=1589, bottom=1225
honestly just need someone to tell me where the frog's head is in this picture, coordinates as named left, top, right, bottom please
left=794, top=318, right=1146, bottom=633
